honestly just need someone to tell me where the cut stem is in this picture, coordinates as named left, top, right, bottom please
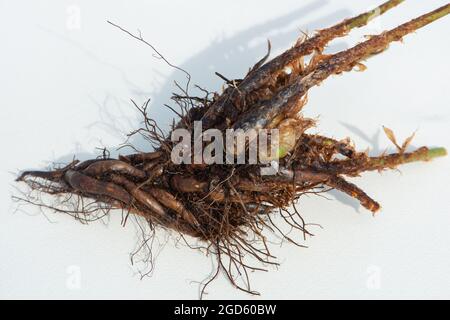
left=308, top=3, right=450, bottom=83
left=331, top=147, right=447, bottom=176
left=233, top=4, right=450, bottom=131
left=366, top=147, right=447, bottom=170
left=245, top=0, right=406, bottom=88
left=201, top=0, right=405, bottom=128
left=346, top=0, right=405, bottom=29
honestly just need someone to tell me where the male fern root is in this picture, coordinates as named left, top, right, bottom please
left=16, top=1, right=448, bottom=296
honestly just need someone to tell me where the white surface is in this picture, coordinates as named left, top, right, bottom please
left=0, top=0, right=449, bottom=299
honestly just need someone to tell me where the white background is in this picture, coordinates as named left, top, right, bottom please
left=0, top=0, right=449, bottom=299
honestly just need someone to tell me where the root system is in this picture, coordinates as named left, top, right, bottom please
left=15, top=1, right=449, bottom=296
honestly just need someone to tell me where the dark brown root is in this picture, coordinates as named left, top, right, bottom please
left=64, top=170, right=132, bottom=204
left=325, top=176, right=380, bottom=213
left=83, top=160, right=147, bottom=180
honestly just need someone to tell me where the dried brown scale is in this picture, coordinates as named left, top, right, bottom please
left=15, top=1, right=449, bottom=296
